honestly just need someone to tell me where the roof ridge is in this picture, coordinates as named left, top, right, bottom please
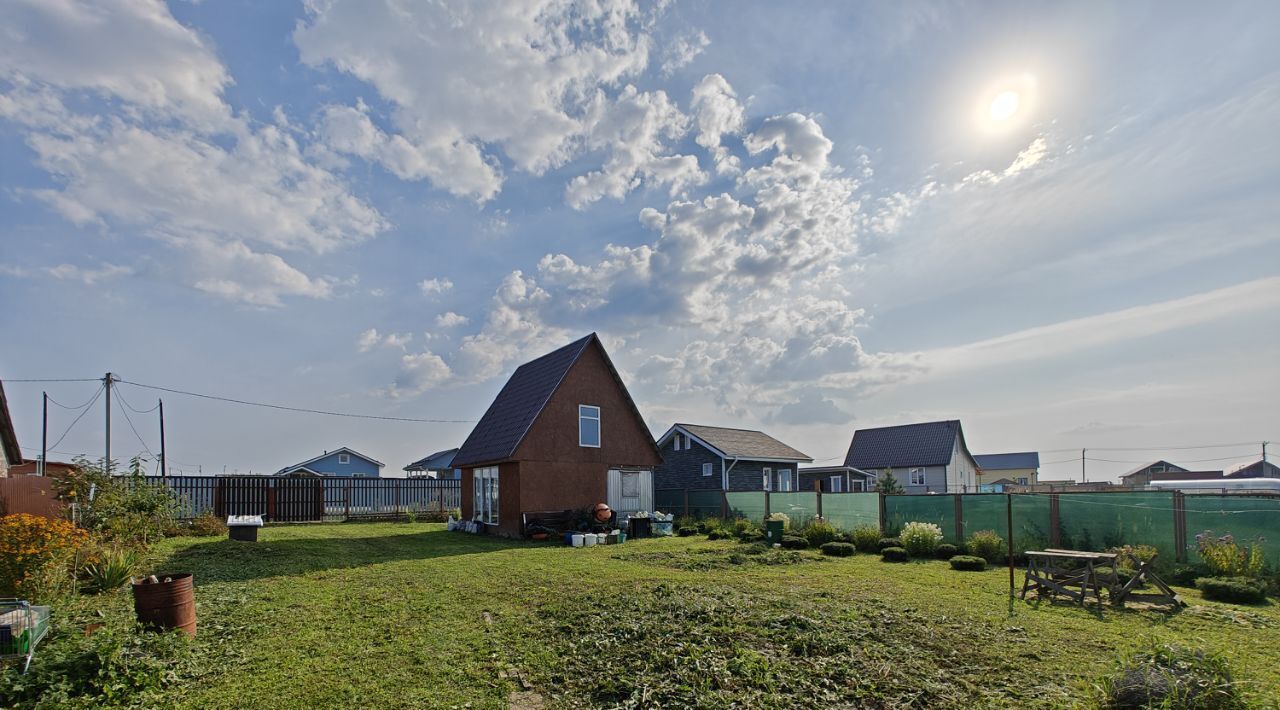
left=677, top=422, right=771, bottom=435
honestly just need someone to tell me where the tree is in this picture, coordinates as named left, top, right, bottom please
left=876, top=469, right=904, bottom=495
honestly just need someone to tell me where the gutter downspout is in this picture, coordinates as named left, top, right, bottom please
left=723, top=456, right=740, bottom=491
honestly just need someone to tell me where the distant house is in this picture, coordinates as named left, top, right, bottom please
left=842, top=420, right=979, bottom=494
left=10, top=459, right=77, bottom=477
left=1226, top=460, right=1280, bottom=479
left=0, top=380, right=21, bottom=478
left=798, top=465, right=878, bottom=493
left=654, top=424, right=812, bottom=492
left=1119, top=460, right=1189, bottom=487
left=974, top=452, right=1040, bottom=489
left=454, top=333, right=662, bottom=537
left=404, top=448, right=460, bottom=479
left=276, top=447, right=384, bottom=477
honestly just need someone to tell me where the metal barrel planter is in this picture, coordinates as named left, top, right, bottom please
left=131, top=573, right=197, bottom=637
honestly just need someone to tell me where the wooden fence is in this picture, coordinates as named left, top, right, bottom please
left=0, top=476, right=64, bottom=519
left=127, top=475, right=461, bottom=523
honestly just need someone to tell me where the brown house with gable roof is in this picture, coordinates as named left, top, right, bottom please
left=454, top=333, right=662, bottom=537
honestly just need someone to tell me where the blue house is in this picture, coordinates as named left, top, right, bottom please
left=276, top=447, right=384, bottom=477
left=404, top=447, right=461, bottom=479
left=654, top=423, right=812, bottom=492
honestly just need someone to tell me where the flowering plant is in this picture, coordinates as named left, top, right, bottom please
left=0, top=513, right=89, bottom=596
left=900, top=521, right=944, bottom=557
left=1195, top=530, right=1265, bottom=578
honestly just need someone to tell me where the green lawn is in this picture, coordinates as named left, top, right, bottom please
left=19, top=523, right=1280, bottom=708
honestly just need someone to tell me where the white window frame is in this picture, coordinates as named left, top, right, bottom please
left=352, top=472, right=366, bottom=478
left=850, top=479, right=865, bottom=492
left=777, top=469, right=792, bottom=492
left=338, top=453, right=350, bottom=464
left=762, top=467, right=772, bottom=491
left=1016, top=477, right=1028, bottom=485
left=829, top=476, right=843, bottom=493
left=702, top=462, right=713, bottom=477
left=579, top=405, right=601, bottom=448
left=909, top=468, right=926, bottom=486
left=473, top=466, right=499, bottom=525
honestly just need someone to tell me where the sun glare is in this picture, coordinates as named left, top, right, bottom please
left=989, top=90, right=1020, bottom=121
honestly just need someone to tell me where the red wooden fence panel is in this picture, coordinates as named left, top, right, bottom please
left=0, top=476, right=64, bottom=519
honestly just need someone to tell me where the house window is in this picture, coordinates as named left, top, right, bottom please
left=909, top=468, right=926, bottom=486
left=621, top=471, right=641, bottom=498
left=579, top=405, right=601, bottom=448
left=474, top=467, right=499, bottom=525
left=1016, top=477, right=1028, bottom=485
left=353, top=473, right=367, bottom=478
left=702, top=462, right=713, bottom=477
left=829, top=476, right=843, bottom=493
left=850, top=479, right=865, bottom=492
left=338, top=453, right=350, bottom=464
left=777, top=470, right=793, bottom=492
left=762, top=467, right=772, bottom=491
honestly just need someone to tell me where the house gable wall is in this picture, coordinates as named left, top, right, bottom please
left=303, top=451, right=381, bottom=477
left=654, top=435, right=723, bottom=490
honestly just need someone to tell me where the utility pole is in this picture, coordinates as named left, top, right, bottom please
left=1080, top=448, right=1086, bottom=483
left=40, top=394, right=47, bottom=478
left=103, top=372, right=114, bottom=475
left=159, top=398, right=167, bottom=478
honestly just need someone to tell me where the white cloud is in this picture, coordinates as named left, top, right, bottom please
left=419, top=278, right=453, bottom=295
left=0, top=261, right=133, bottom=285
left=295, top=0, right=658, bottom=200
left=356, top=328, right=381, bottom=353
left=356, top=327, right=413, bottom=352
left=435, top=312, right=469, bottom=328
left=690, top=73, right=745, bottom=175
left=660, top=30, right=709, bottom=76
left=388, top=351, right=452, bottom=398
left=0, top=0, right=386, bottom=306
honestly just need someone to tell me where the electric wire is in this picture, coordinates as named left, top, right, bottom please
left=2, top=377, right=101, bottom=383
left=116, top=378, right=475, bottom=424
left=116, top=389, right=160, bottom=414
left=46, top=389, right=105, bottom=410
left=47, top=383, right=104, bottom=450
left=114, top=391, right=157, bottom=460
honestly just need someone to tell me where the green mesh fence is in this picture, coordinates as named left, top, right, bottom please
left=821, top=493, right=881, bottom=531
left=960, top=495, right=1008, bottom=542
left=884, top=495, right=956, bottom=541
left=725, top=491, right=767, bottom=522
left=1057, top=492, right=1177, bottom=561
left=1184, top=495, right=1280, bottom=569
left=688, top=490, right=725, bottom=519
left=770, top=492, right=819, bottom=528
left=1010, top=494, right=1051, bottom=557
left=655, top=489, right=682, bottom=514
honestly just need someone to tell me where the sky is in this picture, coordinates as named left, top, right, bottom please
left=1, top=0, right=1277, bottom=481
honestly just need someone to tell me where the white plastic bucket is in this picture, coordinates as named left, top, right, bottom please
left=571, top=534, right=584, bottom=547
left=583, top=533, right=598, bottom=547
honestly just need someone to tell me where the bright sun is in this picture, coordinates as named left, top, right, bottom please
left=989, top=90, right=1020, bottom=121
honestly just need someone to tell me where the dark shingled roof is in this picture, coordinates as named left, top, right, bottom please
left=454, top=335, right=595, bottom=467
left=404, top=447, right=458, bottom=472
left=844, top=420, right=964, bottom=469
left=672, top=424, right=811, bottom=462
left=974, top=452, right=1040, bottom=470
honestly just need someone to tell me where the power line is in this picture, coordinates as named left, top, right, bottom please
left=1086, top=454, right=1260, bottom=465
left=47, top=389, right=105, bottom=410
left=116, top=378, right=475, bottom=424
left=115, top=388, right=160, bottom=414
left=114, top=392, right=157, bottom=459
left=47, top=383, right=104, bottom=451
left=2, top=377, right=101, bottom=383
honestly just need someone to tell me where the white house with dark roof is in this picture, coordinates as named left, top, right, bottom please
left=654, top=423, right=812, bottom=492
left=841, top=420, right=979, bottom=494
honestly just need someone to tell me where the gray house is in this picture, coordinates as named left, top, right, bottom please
left=404, top=447, right=461, bottom=479
left=842, top=420, right=979, bottom=494
left=654, top=423, right=812, bottom=492
left=1119, top=460, right=1188, bottom=487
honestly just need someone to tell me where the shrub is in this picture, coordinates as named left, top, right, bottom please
left=739, top=530, right=765, bottom=544
left=697, top=517, right=724, bottom=534
left=765, top=512, right=791, bottom=531
left=1094, top=642, right=1244, bottom=710
left=801, top=519, right=839, bottom=548
left=1195, top=531, right=1266, bottom=578
left=900, top=521, right=944, bottom=557
left=851, top=526, right=881, bottom=552
left=780, top=535, right=809, bottom=550
left=935, top=543, right=959, bottom=560
left=881, top=546, right=909, bottom=562
left=0, top=513, right=89, bottom=597
left=80, top=545, right=141, bottom=594
left=1195, top=577, right=1267, bottom=605
left=187, top=511, right=228, bottom=537
left=676, top=526, right=698, bottom=537
left=732, top=518, right=762, bottom=540
left=707, top=527, right=733, bottom=541
left=965, top=530, right=1004, bottom=563
left=949, top=555, right=987, bottom=571
left=58, top=458, right=178, bottom=546
left=1167, top=563, right=1206, bottom=587
left=877, top=537, right=902, bottom=551
left=820, top=542, right=856, bottom=557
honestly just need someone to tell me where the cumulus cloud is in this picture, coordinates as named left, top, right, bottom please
left=690, top=73, right=745, bottom=175
left=435, top=312, right=469, bottom=328
left=387, top=351, right=452, bottom=398
left=660, top=30, right=709, bottom=76
left=356, top=328, right=413, bottom=352
left=771, top=389, right=852, bottom=426
left=0, top=0, right=385, bottom=306
left=419, top=278, right=453, bottom=295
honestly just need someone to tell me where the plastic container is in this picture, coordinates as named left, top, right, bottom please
left=571, top=534, right=584, bottom=547
left=583, top=533, right=598, bottom=547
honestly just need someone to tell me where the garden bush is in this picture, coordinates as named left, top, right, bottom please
left=900, top=521, right=944, bottom=557
left=851, top=525, right=881, bottom=552
left=820, top=542, right=856, bottom=557
left=732, top=518, right=762, bottom=541
left=965, top=530, right=1004, bottom=563
left=676, top=526, right=698, bottom=537
left=0, top=513, right=88, bottom=597
left=186, top=511, right=228, bottom=537
left=1195, top=531, right=1265, bottom=578
left=949, top=555, right=987, bottom=571
left=877, top=537, right=902, bottom=551
left=881, top=546, right=909, bottom=562
left=1195, top=577, right=1267, bottom=605
left=80, top=544, right=141, bottom=594
left=57, top=458, right=178, bottom=546
left=697, top=517, right=725, bottom=534
left=780, top=535, right=809, bottom=550
left=801, top=519, right=839, bottom=548
left=934, top=543, right=959, bottom=560
left=1094, top=642, right=1244, bottom=709
left=707, top=527, right=733, bottom=541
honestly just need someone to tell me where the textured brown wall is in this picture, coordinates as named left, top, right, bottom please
left=518, top=460, right=608, bottom=514
left=461, top=461, right=523, bottom=537
left=514, top=341, right=661, bottom=467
